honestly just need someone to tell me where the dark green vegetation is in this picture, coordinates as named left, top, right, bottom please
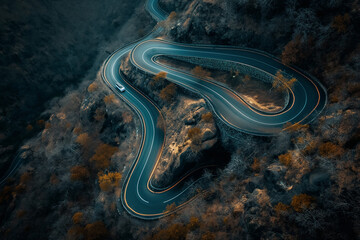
left=0, top=0, right=151, bottom=178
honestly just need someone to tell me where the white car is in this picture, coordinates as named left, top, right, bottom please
left=116, top=83, right=125, bottom=92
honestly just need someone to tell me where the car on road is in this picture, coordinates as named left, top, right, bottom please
left=116, top=83, right=126, bottom=92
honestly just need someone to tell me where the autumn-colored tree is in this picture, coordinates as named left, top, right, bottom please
left=191, top=66, right=211, bottom=79
left=94, top=108, right=105, bottom=121
left=98, top=172, right=122, bottom=192
left=188, top=127, right=202, bottom=151
left=160, top=83, right=177, bottom=102
left=84, top=221, right=109, bottom=240
left=26, top=124, right=33, bottom=132
left=37, top=119, right=45, bottom=127
left=88, top=82, right=98, bottom=92
left=278, top=151, right=292, bottom=166
left=272, top=70, right=297, bottom=91
left=243, top=74, right=251, bottom=83
left=187, top=217, right=200, bottom=231
left=73, top=127, right=82, bottom=135
left=50, top=174, right=59, bottom=185
left=122, top=112, right=133, bottom=123
left=201, top=112, right=213, bottom=122
left=168, top=11, right=177, bottom=21
left=76, top=133, right=91, bottom=146
left=331, top=14, right=351, bottom=33
left=90, top=143, right=118, bottom=169
left=103, top=94, right=116, bottom=105
left=281, top=35, right=302, bottom=65
left=165, top=202, right=177, bottom=214
left=188, top=127, right=201, bottom=139
left=201, top=232, right=216, bottom=240
left=72, top=212, right=84, bottom=224
left=70, top=166, right=90, bottom=181
left=318, top=142, right=343, bottom=158
left=67, top=225, right=85, bottom=240
left=151, top=223, right=188, bottom=240
left=291, top=193, right=315, bottom=212
left=151, top=71, right=167, bottom=89
left=0, top=186, right=12, bottom=204
left=156, top=116, right=166, bottom=131
left=274, top=202, right=290, bottom=215
left=251, top=157, right=261, bottom=173
left=20, top=172, right=31, bottom=184
left=16, top=210, right=26, bottom=218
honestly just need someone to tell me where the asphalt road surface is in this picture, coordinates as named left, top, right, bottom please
left=102, top=0, right=327, bottom=219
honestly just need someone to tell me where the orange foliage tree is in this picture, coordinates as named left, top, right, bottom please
left=88, top=82, right=98, bottom=92
left=187, top=217, right=200, bottom=231
left=201, top=232, right=216, bottom=240
left=201, top=112, right=213, bottom=123
left=151, top=223, right=188, bottom=240
left=331, top=14, right=351, bottom=33
left=151, top=71, right=167, bottom=89
left=278, top=151, right=292, bottom=166
left=274, top=202, right=290, bottom=215
left=188, top=127, right=202, bottom=141
left=67, top=225, right=85, bottom=240
left=84, top=221, right=109, bottom=240
left=76, top=133, right=91, bottom=146
left=291, top=193, right=315, bottom=212
left=251, top=157, right=261, bottom=173
left=90, top=143, right=118, bottom=169
left=160, top=83, right=177, bottom=102
left=26, top=124, right=33, bottom=132
left=94, top=108, right=105, bottom=122
left=272, top=70, right=297, bottom=91
left=70, top=166, right=90, bottom=181
left=103, top=94, right=116, bottom=105
left=98, top=172, right=122, bottom=192
left=72, top=212, right=84, bottom=224
left=281, top=35, right=302, bottom=65
left=191, top=66, right=211, bottom=79
left=318, top=142, right=343, bottom=158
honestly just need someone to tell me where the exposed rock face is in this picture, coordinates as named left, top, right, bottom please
left=151, top=98, right=220, bottom=188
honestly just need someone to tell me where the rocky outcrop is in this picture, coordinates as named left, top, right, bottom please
left=151, top=97, right=222, bottom=188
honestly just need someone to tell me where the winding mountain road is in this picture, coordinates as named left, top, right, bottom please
left=101, top=0, right=327, bottom=219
